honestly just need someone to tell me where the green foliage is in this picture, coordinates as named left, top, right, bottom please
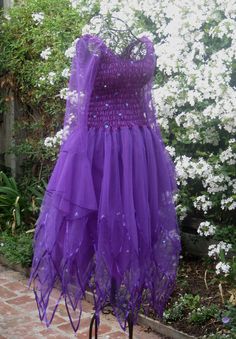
left=27, top=179, right=47, bottom=213
left=163, top=293, right=201, bottom=322
left=189, top=304, right=220, bottom=325
left=0, top=229, right=33, bottom=267
left=0, top=169, right=47, bottom=267
left=0, top=170, right=46, bottom=233
left=0, top=0, right=99, bottom=180
left=214, top=225, right=236, bottom=246
left=164, top=294, right=221, bottom=326
left=203, top=303, right=236, bottom=338
left=0, top=171, right=24, bottom=233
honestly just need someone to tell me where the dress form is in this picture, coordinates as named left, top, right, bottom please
left=89, top=14, right=146, bottom=61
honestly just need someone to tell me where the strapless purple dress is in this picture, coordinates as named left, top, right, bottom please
left=27, top=33, right=182, bottom=333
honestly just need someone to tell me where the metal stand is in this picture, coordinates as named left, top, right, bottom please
left=127, top=312, right=134, bottom=338
left=89, top=312, right=98, bottom=339
left=88, top=277, right=134, bottom=338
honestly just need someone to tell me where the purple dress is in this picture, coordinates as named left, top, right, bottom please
left=27, top=33, right=182, bottom=333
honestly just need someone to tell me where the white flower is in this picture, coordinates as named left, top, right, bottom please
left=203, top=174, right=229, bottom=194
left=67, top=90, right=79, bottom=105
left=188, top=130, right=200, bottom=143
left=221, top=196, right=236, bottom=210
left=66, top=112, right=76, bottom=124
left=59, top=88, right=68, bottom=100
left=61, top=68, right=70, bottom=78
left=37, top=75, right=46, bottom=87
left=48, top=71, right=56, bottom=85
left=215, top=261, right=231, bottom=276
left=40, top=47, right=52, bottom=60
left=59, top=89, right=84, bottom=104
left=197, top=221, right=216, bottom=237
left=37, top=72, right=56, bottom=87
left=193, top=195, right=213, bottom=214
left=208, top=241, right=232, bottom=259
left=32, top=12, right=44, bottom=25
left=44, top=137, right=54, bottom=147
left=176, top=204, right=188, bottom=221
left=70, top=0, right=80, bottom=9
left=44, top=129, right=65, bottom=148
left=165, top=145, right=176, bottom=157
left=39, top=76, right=46, bottom=82
left=65, top=46, right=76, bottom=58
left=62, top=125, right=70, bottom=139
left=44, top=112, right=77, bottom=148
left=174, top=156, right=214, bottom=186
left=219, top=146, right=236, bottom=165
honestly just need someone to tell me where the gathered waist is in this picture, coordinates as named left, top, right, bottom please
left=87, top=94, right=147, bottom=128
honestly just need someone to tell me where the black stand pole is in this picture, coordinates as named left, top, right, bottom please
left=89, top=312, right=98, bottom=339
left=127, top=312, right=134, bottom=338
left=88, top=277, right=134, bottom=338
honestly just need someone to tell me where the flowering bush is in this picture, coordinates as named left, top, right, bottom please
left=1, top=0, right=235, bottom=280
left=198, top=224, right=236, bottom=279
left=71, top=0, right=236, bottom=280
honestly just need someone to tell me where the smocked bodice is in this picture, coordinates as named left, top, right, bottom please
left=87, top=35, right=156, bottom=129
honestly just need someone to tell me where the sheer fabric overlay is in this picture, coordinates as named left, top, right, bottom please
left=27, top=33, right=182, bottom=333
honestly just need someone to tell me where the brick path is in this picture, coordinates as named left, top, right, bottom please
left=0, top=264, right=164, bottom=339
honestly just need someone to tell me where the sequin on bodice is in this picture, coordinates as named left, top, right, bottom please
left=87, top=36, right=156, bottom=129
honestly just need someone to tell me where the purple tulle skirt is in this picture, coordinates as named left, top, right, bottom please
left=27, top=124, right=182, bottom=333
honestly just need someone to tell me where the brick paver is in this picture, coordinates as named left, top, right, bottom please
left=0, top=264, right=164, bottom=338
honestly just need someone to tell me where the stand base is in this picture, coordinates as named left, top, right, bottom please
left=88, top=278, right=133, bottom=338
left=88, top=310, right=134, bottom=339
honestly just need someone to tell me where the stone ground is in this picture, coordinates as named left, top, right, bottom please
left=0, top=264, right=164, bottom=339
